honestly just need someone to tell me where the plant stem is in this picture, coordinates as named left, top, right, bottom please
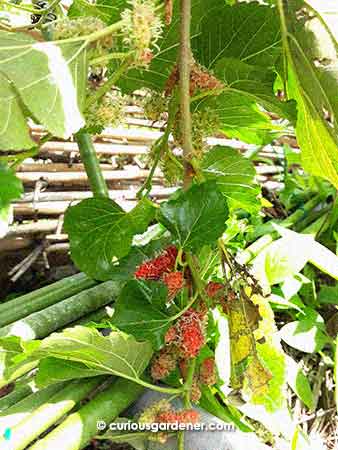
left=137, top=95, right=178, bottom=199
left=179, top=0, right=194, bottom=190
left=75, top=130, right=109, bottom=197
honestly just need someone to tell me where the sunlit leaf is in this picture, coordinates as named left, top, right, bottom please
left=159, top=182, right=229, bottom=251
left=0, top=31, right=87, bottom=144
left=64, top=197, right=156, bottom=280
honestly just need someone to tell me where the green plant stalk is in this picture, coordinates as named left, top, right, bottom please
left=29, top=378, right=144, bottom=450
left=0, top=383, right=66, bottom=433
left=0, top=280, right=122, bottom=340
left=0, top=273, right=97, bottom=328
left=75, top=130, right=109, bottom=197
left=0, top=377, right=104, bottom=450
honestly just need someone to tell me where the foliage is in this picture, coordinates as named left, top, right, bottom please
left=0, top=0, right=337, bottom=449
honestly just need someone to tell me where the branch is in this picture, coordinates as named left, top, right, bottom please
left=179, top=0, right=194, bottom=190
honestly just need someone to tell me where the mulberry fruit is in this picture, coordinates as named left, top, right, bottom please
left=151, top=347, right=177, bottom=380
left=199, top=357, right=217, bottom=386
left=206, top=282, right=224, bottom=298
left=135, top=246, right=178, bottom=280
left=162, top=271, right=184, bottom=299
left=177, top=308, right=205, bottom=358
left=177, top=409, right=200, bottom=424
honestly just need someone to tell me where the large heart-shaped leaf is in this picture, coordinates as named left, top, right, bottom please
left=201, top=146, right=260, bottom=212
left=0, top=74, right=34, bottom=150
left=213, top=58, right=296, bottom=122
left=0, top=31, right=87, bottom=145
left=34, top=326, right=153, bottom=386
left=159, top=182, right=229, bottom=251
left=64, top=197, right=156, bottom=280
left=278, top=0, right=338, bottom=188
left=112, top=279, right=171, bottom=350
left=193, top=2, right=281, bottom=69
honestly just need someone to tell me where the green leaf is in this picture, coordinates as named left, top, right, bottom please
left=159, top=182, right=229, bottom=251
left=111, top=280, right=171, bottom=350
left=64, top=197, right=156, bottom=280
left=194, top=2, right=281, bottom=69
left=280, top=318, right=330, bottom=353
left=249, top=341, right=286, bottom=412
left=0, top=31, right=87, bottom=143
left=0, top=74, right=34, bottom=150
left=252, top=234, right=313, bottom=286
left=318, top=285, right=338, bottom=305
left=275, top=226, right=338, bottom=281
left=68, top=0, right=124, bottom=24
left=279, top=0, right=338, bottom=188
left=201, top=146, right=260, bottom=212
left=34, top=326, right=153, bottom=387
left=0, top=204, right=12, bottom=239
left=0, top=164, right=23, bottom=208
left=0, top=336, right=39, bottom=386
left=193, top=91, right=282, bottom=145
left=213, top=58, right=296, bottom=122
left=286, top=355, right=314, bottom=409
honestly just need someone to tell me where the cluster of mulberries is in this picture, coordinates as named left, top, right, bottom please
left=52, top=17, right=113, bottom=49
left=121, top=0, right=163, bottom=67
left=135, top=246, right=184, bottom=299
left=139, top=400, right=200, bottom=444
left=162, top=272, right=184, bottom=299
left=135, top=245, right=178, bottom=280
left=156, top=408, right=200, bottom=425
left=172, top=108, right=221, bottom=159
left=143, top=91, right=169, bottom=122
left=165, top=63, right=223, bottom=97
left=85, top=92, right=125, bottom=135
left=165, top=308, right=206, bottom=359
left=205, top=282, right=224, bottom=299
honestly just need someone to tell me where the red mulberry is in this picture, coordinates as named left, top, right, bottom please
left=199, top=357, right=217, bottom=386
left=135, top=246, right=178, bottom=280
left=206, top=282, right=224, bottom=298
left=177, top=409, right=200, bottom=424
left=177, top=308, right=205, bottom=358
left=151, top=347, right=177, bottom=380
left=162, top=271, right=184, bottom=299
